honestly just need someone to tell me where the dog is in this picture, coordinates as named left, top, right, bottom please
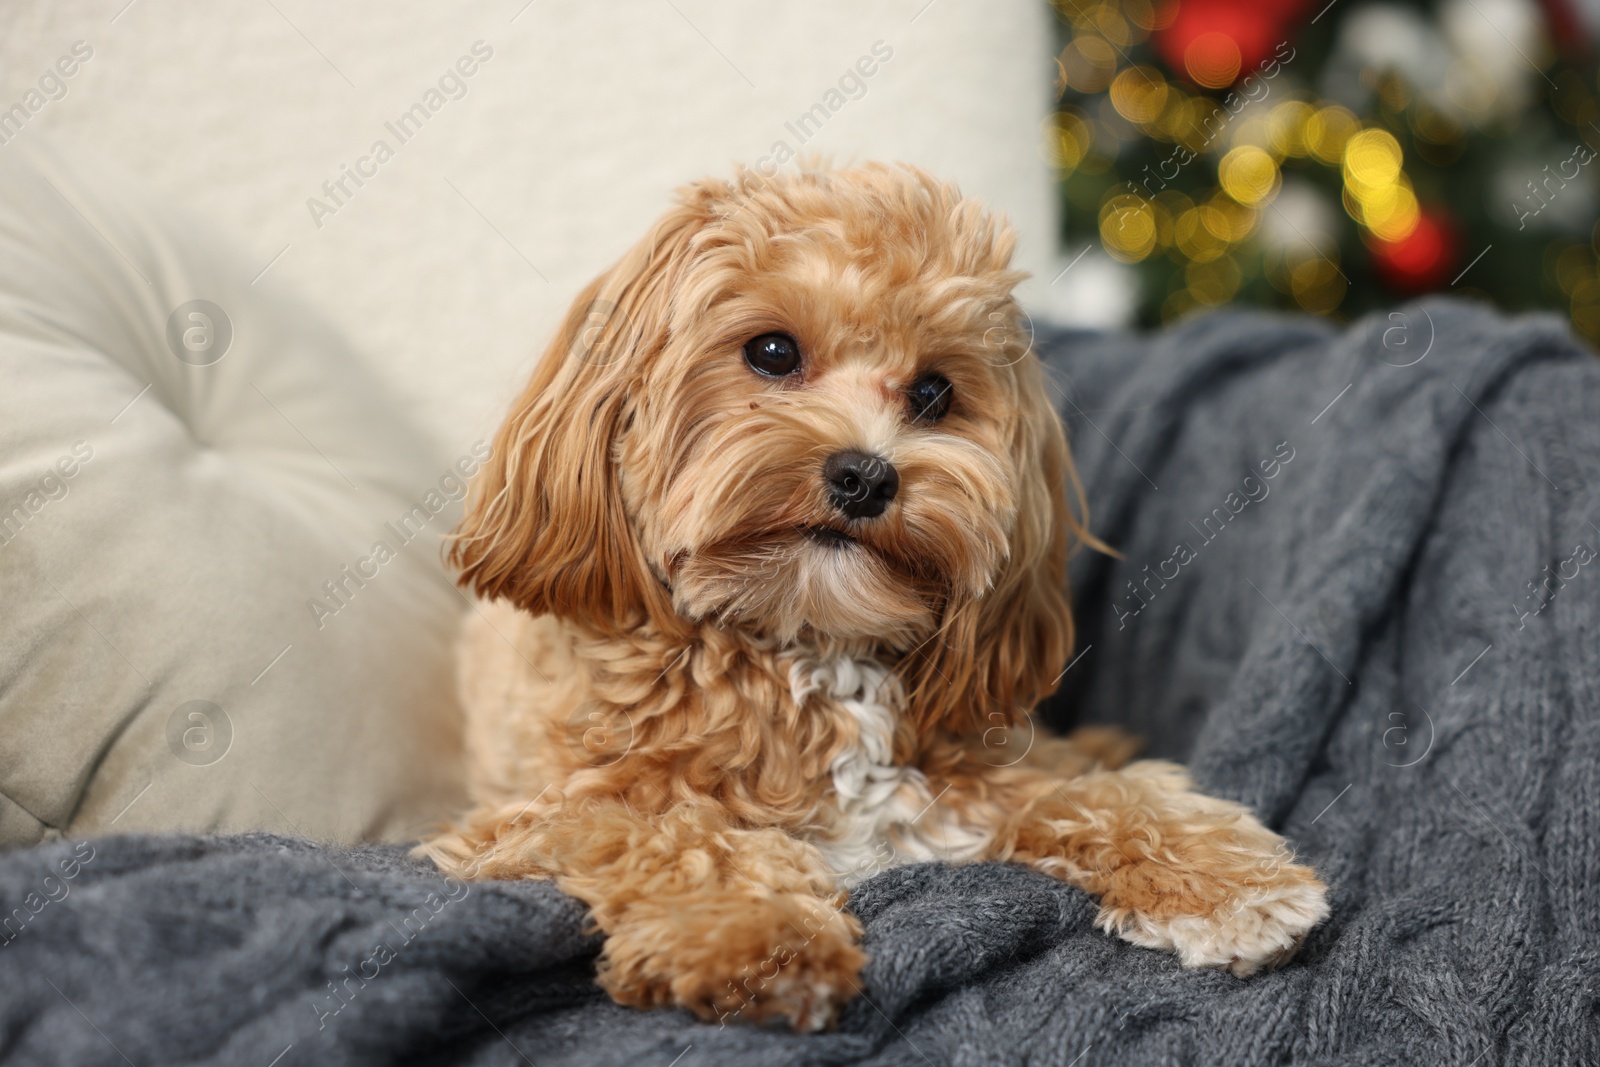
left=418, top=162, right=1329, bottom=1030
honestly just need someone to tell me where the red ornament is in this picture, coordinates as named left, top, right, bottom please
left=1154, top=0, right=1311, bottom=87
left=1369, top=209, right=1461, bottom=293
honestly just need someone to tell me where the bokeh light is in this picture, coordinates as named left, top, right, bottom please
left=1100, top=193, right=1158, bottom=261
left=1110, top=66, right=1170, bottom=125
left=1053, top=0, right=1600, bottom=340
left=1218, top=145, right=1280, bottom=206
left=1183, top=31, right=1242, bottom=88
left=1305, top=106, right=1360, bottom=165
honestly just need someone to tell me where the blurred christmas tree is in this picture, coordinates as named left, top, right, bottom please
left=1048, top=0, right=1600, bottom=341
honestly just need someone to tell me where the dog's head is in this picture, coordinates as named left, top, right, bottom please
left=454, top=163, right=1088, bottom=732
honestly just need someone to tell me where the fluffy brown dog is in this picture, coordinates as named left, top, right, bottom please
left=418, top=163, right=1329, bottom=1030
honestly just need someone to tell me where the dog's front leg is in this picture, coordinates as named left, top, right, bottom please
left=425, top=794, right=866, bottom=1029
left=982, top=760, right=1329, bottom=975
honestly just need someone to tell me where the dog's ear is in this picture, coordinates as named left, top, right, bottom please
left=450, top=190, right=719, bottom=632
left=905, top=350, right=1086, bottom=736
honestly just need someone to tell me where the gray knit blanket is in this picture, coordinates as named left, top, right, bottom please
left=2, top=300, right=1595, bottom=1066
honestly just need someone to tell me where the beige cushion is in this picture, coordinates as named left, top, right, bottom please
left=0, top=142, right=466, bottom=847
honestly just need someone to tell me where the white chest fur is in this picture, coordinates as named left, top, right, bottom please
left=789, top=655, right=991, bottom=887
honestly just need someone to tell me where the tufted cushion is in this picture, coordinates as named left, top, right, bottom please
left=0, top=143, right=466, bottom=847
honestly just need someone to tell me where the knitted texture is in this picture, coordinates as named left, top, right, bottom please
left=0, top=299, right=1595, bottom=1065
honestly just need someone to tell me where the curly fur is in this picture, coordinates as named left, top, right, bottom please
left=417, top=162, right=1328, bottom=1029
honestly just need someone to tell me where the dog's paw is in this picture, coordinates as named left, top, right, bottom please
left=599, top=891, right=866, bottom=1031
left=1062, top=762, right=1329, bottom=976
left=1099, top=863, right=1329, bottom=976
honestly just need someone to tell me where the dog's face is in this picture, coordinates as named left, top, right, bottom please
left=456, top=165, right=1082, bottom=731
left=625, top=175, right=1038, bottom=647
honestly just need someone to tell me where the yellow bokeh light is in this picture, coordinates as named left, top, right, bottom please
left=1574, top=279, right=1600, bottom=305
left=1335, top=126, right=1420, bottom=243
left=1229, top=113, right=1278, bottom=156
left=1360, top=182, right=1421, bottom=242
left=1051, top=0, right=1099, bottom=31
left=1376, top=71, right=1410, bottom=114
left=1187, top=255, right=1242, bottom=304
left=1152, top=90, right=1189, bottom=142
left=1343, top=129, right=1404, bottom=192
left=1125, top=0, right=1176, bottom=32
left=1161, top=288, right=1200, bottom=321
left=1153, top=190, right=1195, bottom=247
left=1174, top=207, right=1226, bottom=262
left=1268, top=101, right=1314, bottom=158
left=1339, top=185, right=1374, bottom=242
left=1553, top=244, right=1594, bottom=294
left=1110, top=66, right=1169, bottom=125
left=1059, top=36, right=1119, bottom=94
left=1206, top=193, right=1258, bottom=242
left=1043, top=110, right=1093, bottom=171
left=1572, top=304, right=1600, bottom=338
left=1288, top=255, right=1346, bottom=313
left=1099, top=194, right=1158, bottom=262
left=1165, top=96, right=1215, bottom=152
left=1094, top=4, right=1136, bottom=46
left=1264, top=246, right=1325, bottom=295
left=1148, top=197, right=1177, bottom=251
left=1305, top=105, right=1360, bottom=165
left=1409, top=103, right=1466, bottom=148
left=1200, top=204, right=1235, bottom=243
left=1120, top=0, right=1157, bottom=38
left=1572, top=279, right=1600, bottom=328
left=1218, top=146, right=1280, bottom=206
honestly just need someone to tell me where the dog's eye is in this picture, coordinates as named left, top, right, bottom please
left=907, top=373, right=953, bottom=422
left=743, top=333, right=801, bottom=377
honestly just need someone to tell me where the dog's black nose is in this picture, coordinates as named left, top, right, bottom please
left=824, top=450, right=899, bottom=520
